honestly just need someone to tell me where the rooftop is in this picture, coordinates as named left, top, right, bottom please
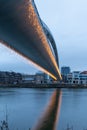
left=80, top=71, right=87, bottom=74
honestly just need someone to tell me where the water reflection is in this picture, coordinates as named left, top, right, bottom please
left=1, top=88, right=87, bottom=129
left=32, top=89, right=62, bottom=130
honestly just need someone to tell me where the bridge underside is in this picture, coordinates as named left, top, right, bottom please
left=0, top=0, right=61, bottom=80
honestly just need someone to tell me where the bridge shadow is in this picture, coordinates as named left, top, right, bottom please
left=32, top=89, right=62, bottom=130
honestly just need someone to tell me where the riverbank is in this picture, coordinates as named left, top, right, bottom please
left=0, top=83, right=87, bottom=88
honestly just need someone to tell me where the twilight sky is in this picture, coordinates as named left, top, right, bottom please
left=0, top=0, right=87, bottom=74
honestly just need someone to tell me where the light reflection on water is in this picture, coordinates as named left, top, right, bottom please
left=32, top=89, right=62, bottom=130
left=0, top=88, right=87, bottom=130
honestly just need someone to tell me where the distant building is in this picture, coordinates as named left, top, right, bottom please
left=35, top=72, right=44, bottom=84
left=67, top=71, right=80, bottom=84
left=61, top=66, right=71, bottom=75
left=79, top=71, right=87, bottom=85
left=61, top=66, right=71, bottom=83
left=67, top=73, right=72, bottom=84
left=72, top=71, right=80, bottom=84
left=35, top=71, right=49, bottom=84
left=22, top=74, right=35, bottom=83
left=67, top=71, right=87, bottom=85
left=0, top=71, right=22, bottom=84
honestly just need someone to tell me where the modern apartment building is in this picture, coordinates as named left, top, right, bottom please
left=67, top=71, right=87, bottom=85
left=79, top=71, right=87, bottom=85
left=61, top=66, right=71, bottom=82
left=67, top=71, right=80, bottom=84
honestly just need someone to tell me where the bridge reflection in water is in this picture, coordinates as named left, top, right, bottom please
left=32, top=89, right=62, bottom=130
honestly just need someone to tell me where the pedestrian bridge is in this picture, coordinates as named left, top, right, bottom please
left=0, top=0, right=62, bottom=80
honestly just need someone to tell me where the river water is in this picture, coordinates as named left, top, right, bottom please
left=0, top=88, right=87, bottom=130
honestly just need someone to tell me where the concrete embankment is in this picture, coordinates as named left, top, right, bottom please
left=0, top=83, right=87, bottom=88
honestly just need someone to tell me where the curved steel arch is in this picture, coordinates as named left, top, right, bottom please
left=33, top=1, right=59, bottom=66
left=42, top=21, right=59, bottom=67
left=0, top=0, right=62, bottom=80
